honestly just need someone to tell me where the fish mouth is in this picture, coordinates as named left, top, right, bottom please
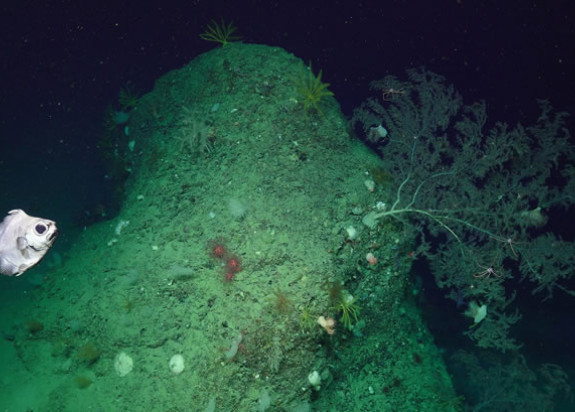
left=49, top=230, right=59, bottom=241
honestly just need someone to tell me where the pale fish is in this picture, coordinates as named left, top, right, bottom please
left=0, top=209, right=58, bottom=276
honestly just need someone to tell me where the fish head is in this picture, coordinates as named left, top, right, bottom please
left=22, top=216, right=58, bottom=252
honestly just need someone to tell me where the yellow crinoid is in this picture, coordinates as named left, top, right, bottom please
left=200, top=18, right=240, bottom=46
left=328, top=282, right=360, bottom=330
left=335, top=293, right=360, bottom=330
left=294, top=63, right=334, bottom=116
left=118, top=84, right=141, bottom=111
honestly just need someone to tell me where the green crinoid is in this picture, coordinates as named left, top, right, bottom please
left=200, top=18, right=240, bottom=46
left=294, top=64, right=334, bottom=116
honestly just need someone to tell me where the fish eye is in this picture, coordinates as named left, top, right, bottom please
left=35, top=223, right=47, bottom=235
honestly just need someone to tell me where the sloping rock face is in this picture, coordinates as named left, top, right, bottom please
left=0, top=44, right=457, bottom=411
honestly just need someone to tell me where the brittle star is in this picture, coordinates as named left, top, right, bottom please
left=473, top=263, right=502, bottom=279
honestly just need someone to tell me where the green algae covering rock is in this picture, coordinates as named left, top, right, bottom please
left=0, top=44, right=458, bottom=411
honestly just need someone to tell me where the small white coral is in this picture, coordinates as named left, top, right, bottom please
left=465, top=301, right=487, bottom=324
left=345, top=226, right=358, bottom=240
left=308, top=370, right=321, bottom=390
left=114, top=219, right=130, bottom=236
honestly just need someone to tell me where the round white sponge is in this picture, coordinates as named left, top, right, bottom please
left=114, top=351, right=134, bottom=377
left=169, top=354, right=185, bottom=374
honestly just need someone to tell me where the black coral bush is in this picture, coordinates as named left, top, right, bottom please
left=352, top=68, right=575, bottom=351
